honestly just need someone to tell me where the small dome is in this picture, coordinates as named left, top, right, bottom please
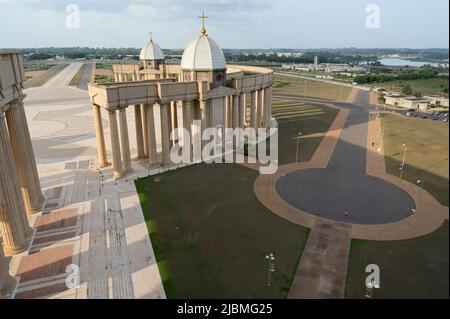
left=181, top=34, right=226, bottom=70
left=140, top=34, right=165, bottom=61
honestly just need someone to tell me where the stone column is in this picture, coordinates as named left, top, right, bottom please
left=200, top=99, right=208, bottom=131
left=160, top=102, right=171, bottom=165
left=0, top=243, right=16, bottom=299
left=134, top=105, right=145, bottom=159
left=141, top=104, right=149, bottom=158
left=265, top=87, right=272, bottom=128
left=171, top=102, right=178, bottom=146
left=233, top=95, right=240, bottom=129
left=250, top=91, right=257, bottom=128
left=0, top=113, right=32, bottom=255
left=227, top=96, right=233, bottom=128
left=118, top=109, right=132, bottom=174
left=108, top=110, right=123, bottom=179
left=92, top=104, right=109, bottom=168
left=239, top=94, right=245, bottom=128
left=178, top=100, right=192, bottom=135
left=199, top=99, right=209, bottom=148
left=256, top=89, right=264, bottom=129
left=5, top=99, right=45, bottom=214
left=146, top=104, right=158, bottom=165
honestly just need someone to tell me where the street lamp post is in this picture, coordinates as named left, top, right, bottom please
left=399, top=144, right=407, bottom=179
left=295, top=132, right=302, bottom=163
left=265, top=253, right=276, bottom=287
left=417, top=179, right=425, bottom=205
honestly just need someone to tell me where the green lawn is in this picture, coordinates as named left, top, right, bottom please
left=135, top=164, right=309, bottom=299
left=346, top=221, right=449, bottom=299
left=273, top=99, right=339, bottom=165
left=94, top=74, right=115, bottom=84
left=382, top=113, right=449, bottom=206
left=69, top=64, right=86, bottom=86
left=95, top=62, right=114, bottom=71
left=273, top=74, right=353, bottom=101
left=24, top=62, right=55, bottom=72
left=375, top=78, right=449, bottom=96
left=32, top=64, right=68, bottom=87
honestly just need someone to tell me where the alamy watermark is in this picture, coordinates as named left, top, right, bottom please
left=169, top=121, right=279, bottom=175
left=65, top=264, right=80, bottom=289
left=65, top=4, right=80, bottom=29
left=365, top=264, right=380, bottom=289
left=366, top=4, right=381, bottom=29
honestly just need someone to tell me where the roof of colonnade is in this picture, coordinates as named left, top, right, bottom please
left=89, top=64, right=273, bottom=110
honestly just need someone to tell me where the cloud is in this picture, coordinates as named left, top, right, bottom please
left=125, top=4, right=157, bottom=17
left=0, top=0, right=448, bottom=49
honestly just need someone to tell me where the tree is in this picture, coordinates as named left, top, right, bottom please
left=402, top=84, right=413, bottom=96
left=414, top=91, right=422, bottom=98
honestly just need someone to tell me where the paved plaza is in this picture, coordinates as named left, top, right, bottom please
left=8, top=63, right=448, bottom=299
left=12, top=63, right=165, bottom=299
left=251, top=89, right=448, bottom=299
left=276, top=91, right=416, bottom=224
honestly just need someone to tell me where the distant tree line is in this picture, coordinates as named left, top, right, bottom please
left=225, top=52, right=378, bottom=65
left=354, top=66, right=448, bottom=84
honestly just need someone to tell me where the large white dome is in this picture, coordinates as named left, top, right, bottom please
left=181, top=34, right=226, bottom=70
left=140, top=35, right=165, bottom=61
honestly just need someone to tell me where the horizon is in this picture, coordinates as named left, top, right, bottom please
left=3, top=47, right=450, bottom=51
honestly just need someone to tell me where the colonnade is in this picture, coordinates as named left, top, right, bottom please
left=0, top=98, right=44, bottom=257
left=92, top=85, right=272, bottom=177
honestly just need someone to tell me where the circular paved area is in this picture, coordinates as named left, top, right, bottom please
left=276, top=168, right=416, bottom=225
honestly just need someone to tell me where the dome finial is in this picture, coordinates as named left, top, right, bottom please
left=148, top=31, right=153, bottom=43
left=198, top=11, right=208, bottom=36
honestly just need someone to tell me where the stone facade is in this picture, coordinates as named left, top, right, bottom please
left=0, top=52, right=45, bottom=297
left=89, top=64, right=273, bottom=176
left=89, top=27, right=273, bottom=177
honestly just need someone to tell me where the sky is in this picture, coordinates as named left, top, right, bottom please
left=0, top=0, right=449, bottom=49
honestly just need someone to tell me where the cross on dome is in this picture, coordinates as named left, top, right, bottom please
left=199, top=11, right=208, bottom=36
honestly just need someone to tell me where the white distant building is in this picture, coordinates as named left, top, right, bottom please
left=385, top=94, right=430, bottom=111
left=424, top=96, right=449, bottom=107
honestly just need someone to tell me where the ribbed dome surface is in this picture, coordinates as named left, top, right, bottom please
left=181, top=34, right=226, bottom=70
left=140, top=37, right=165, bottom=61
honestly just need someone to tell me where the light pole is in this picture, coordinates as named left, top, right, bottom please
left=417, top=179, right=425, bottom=204
left=265, top=253, right=276, bottom=287
left=295, top=132, right=302, bottom=163
left=399, top=144, right=407, bottom=179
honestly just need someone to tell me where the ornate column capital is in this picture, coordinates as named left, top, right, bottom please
left=8, top=96, right=26, bottom=109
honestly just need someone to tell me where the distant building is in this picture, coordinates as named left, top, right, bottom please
left=385, top=94, right=430, bottom=111
left=424, top=96, right=449, bottom=107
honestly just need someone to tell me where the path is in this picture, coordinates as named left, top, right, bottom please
left=42, top=62, right=83, bottom=88
left=276, top=91, right=416, bottom=224
left=288, top=218, right=352, bottom=299
left=253, top=90, right=448, bottom=299
left=10, top=63, right=166, bottom=299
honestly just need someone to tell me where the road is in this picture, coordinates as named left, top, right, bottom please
left=275, top=71, right=449, bottom=123
left=274, top=71, right=369, bottom=90
left=275, top=91, right=416, bottom=225
left=42, top=62, right=83, bottom=88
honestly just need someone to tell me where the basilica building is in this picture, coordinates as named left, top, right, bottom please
left=88, top=18, right=274, bottom=178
